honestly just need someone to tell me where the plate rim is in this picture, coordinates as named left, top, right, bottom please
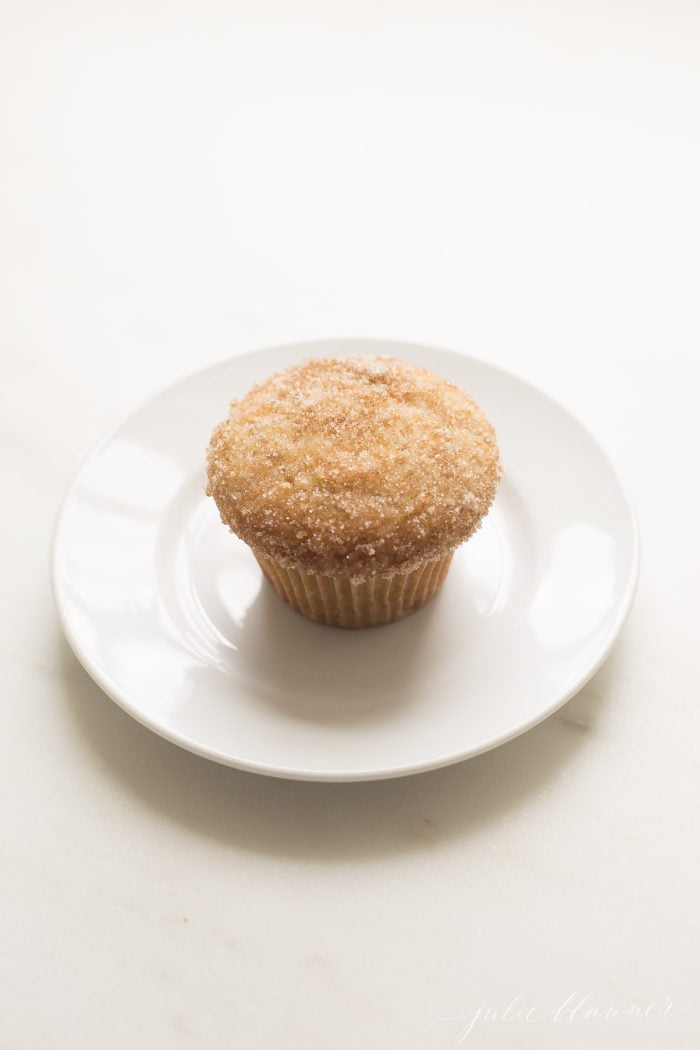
left=51, top=338, right=641, bottom=782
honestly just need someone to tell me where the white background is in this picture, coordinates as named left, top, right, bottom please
left=1, top=1, right=699, bottom=1048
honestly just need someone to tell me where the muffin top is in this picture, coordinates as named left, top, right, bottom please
left=206, top=356, right=502, bottom=578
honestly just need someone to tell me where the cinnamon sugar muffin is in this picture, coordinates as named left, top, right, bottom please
left=206, top=356, right=501, bottom=628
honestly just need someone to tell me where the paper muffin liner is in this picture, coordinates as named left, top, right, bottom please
left=254, top=551, right=454, bottom=629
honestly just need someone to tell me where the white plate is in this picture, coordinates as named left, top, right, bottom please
left=52, top=339, right=639, bottom=782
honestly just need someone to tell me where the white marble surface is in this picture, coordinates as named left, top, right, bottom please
left=1, top=2, right=699, bottom=1047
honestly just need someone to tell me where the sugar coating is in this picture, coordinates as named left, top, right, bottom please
left=206, top=356, right=502, bottom=578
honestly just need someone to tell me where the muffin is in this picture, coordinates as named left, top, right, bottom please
left=206, top=355, right=501, bottom=628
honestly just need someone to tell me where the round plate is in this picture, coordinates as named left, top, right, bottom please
left=52, top=339, right=639, bottom=781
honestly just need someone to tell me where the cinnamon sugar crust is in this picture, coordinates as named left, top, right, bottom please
left=206, top=356, right=502, bottom=578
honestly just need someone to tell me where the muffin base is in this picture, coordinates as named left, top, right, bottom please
left=254, top=551, right=454, bottom=629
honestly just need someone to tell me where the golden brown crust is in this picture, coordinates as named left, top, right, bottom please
left=206, top=356, right=502, bottom=578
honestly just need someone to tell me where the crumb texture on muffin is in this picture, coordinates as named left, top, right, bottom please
left=206, top=355, right=502, bottom=577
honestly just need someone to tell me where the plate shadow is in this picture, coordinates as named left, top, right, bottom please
left=57, top=628, right=633, bottom=863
